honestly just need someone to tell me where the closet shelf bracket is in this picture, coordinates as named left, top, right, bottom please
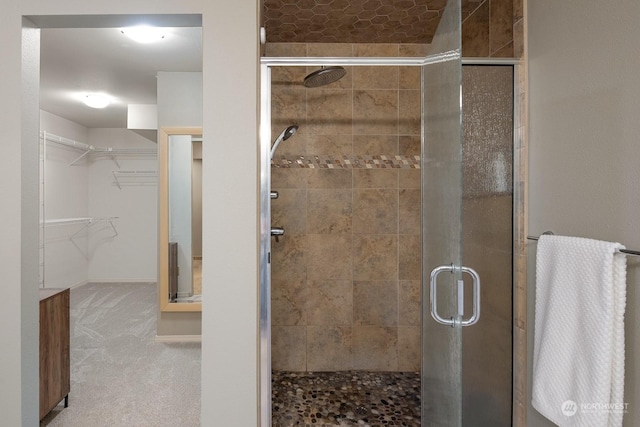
left=69, top=149, right=92, bottom=166
left=43, top=217, right=119, bottom=239
left=112, top=170, right=157, bottom=190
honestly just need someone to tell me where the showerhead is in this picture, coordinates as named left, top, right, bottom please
left=270, top=125, right=299, bottom=159
left=282, top=125, right=298, bottom=141
left=304, top=66, right=347, bottom=88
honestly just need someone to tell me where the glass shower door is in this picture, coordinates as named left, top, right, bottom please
left=421, top=0, right=464, bottom=425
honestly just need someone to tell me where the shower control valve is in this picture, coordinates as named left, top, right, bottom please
left=271, top=227, right=285, bottom=242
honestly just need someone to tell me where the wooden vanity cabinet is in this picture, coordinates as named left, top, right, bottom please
left=39, top=288, right=70, bottom=420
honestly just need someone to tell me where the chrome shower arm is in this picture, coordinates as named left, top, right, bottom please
left=269, top=128, right=289, bottom=160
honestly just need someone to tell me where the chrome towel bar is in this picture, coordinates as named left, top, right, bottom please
left=527, top=231, right=640, bottom=256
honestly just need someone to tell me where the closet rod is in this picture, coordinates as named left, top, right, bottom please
left=92, top=147, right=158, bottom=154
left=40, top=131, right=93, bottom=151
left=527, top=233, right=640, bottom=256
left=43, top=217, right=120, bottom=226
left=44, top=217, right=93, bottom=226
left=40, top=131, right=157, bottom=157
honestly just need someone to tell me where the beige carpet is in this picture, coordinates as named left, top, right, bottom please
left=40, top=282, right=201, bottom=427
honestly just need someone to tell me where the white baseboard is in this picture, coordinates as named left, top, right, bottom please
left=41, top=279, right=88, bottom=290
left=69, top=280, right=89, bottom=289
left=42, top=279, right=155, bottom=289
left=155, top=334, right=202, bottom=343
left=88, top=278, right=157, bottom=283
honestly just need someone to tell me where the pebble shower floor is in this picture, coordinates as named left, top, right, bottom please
left=272, top=371, right=421, bottom=426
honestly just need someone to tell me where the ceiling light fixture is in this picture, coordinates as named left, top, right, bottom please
left=120, top=26, right=166, bottom=44
left=83, top=93, right=112, bottom=109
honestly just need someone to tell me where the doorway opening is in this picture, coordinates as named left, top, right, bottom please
left=28, top=14, right=204, bottom=425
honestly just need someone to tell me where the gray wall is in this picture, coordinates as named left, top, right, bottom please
left=157, top=72, right=203, bottom=128
left=528, top=0, right=640, bottom=425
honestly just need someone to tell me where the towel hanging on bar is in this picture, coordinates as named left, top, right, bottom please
left=528, top=232, right=640, bottom=256
left=532, top=234, right=627, bottom=426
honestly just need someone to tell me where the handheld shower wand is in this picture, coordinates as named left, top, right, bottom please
left=270, top=125, right=299, bottom=159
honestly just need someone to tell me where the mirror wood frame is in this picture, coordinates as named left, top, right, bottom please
left=159, top=126, right=203, bottom=312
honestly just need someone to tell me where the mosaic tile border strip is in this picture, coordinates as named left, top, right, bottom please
left=272, top=155, right=421, bottom=169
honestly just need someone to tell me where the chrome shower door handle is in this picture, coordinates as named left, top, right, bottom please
left=429, top=264, right=481, bottom=327
left=459, top=266, right=481, bottom=326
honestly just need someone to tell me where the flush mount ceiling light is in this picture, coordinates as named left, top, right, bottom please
left=83, top=93, right=112, bottom=109
left=120, top=26, right=166, bottom=43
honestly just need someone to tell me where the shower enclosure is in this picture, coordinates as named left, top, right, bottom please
left=260, top=1, right=513, bottom=425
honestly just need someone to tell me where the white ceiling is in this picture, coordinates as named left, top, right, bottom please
left=40, top=26, right=202, bottom=130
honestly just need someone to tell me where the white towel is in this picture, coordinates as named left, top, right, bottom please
left=532, top=235, right=627, bottom=427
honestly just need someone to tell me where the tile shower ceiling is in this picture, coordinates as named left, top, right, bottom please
left=264, top=0, right=484, bottom=44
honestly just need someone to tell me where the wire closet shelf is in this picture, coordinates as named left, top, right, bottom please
left=40, top=131, right=157, bottom=167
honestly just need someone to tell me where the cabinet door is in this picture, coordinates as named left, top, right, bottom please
left=40, top=289, right=70, bottom=419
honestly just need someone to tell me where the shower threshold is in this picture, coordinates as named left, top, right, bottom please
left=272, top=370, right=420, bottom=426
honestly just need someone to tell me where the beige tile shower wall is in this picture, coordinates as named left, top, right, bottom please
left=462, top=0, right=524, bottom=58
left=267, top=42, right=425, bottom=372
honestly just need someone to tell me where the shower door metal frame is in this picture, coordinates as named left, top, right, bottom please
left=259, top=55, right=523, bottom=427
left=259, top=52, right=463, bottom=426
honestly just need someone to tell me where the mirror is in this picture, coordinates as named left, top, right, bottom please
left=159, top=127, right=202, bottom=312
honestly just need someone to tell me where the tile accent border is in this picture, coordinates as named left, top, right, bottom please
left=272, top=155, right=421, bottom=169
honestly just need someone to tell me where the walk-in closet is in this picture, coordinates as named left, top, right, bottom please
left=39, top=119, right=158, bottom=289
